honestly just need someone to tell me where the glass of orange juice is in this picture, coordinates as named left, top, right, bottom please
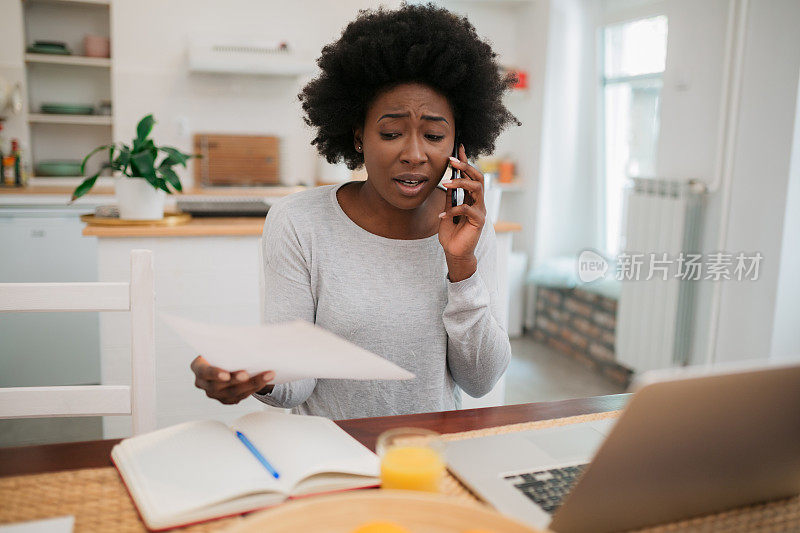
left=376, top=427, right=445, bottom=493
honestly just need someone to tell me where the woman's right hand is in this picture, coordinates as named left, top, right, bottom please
left=190, top=355, right=275, bottom=405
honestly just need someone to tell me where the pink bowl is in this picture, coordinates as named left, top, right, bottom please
left=83, top=35, right=110, bottom=58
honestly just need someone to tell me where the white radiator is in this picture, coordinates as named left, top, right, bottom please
left=616, top=178, right=705, bottom=373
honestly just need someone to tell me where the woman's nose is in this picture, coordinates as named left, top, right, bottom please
left=400, top=135, right=427, bottom=165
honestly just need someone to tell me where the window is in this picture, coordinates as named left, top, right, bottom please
left=601, top=15, right=668, bottom=255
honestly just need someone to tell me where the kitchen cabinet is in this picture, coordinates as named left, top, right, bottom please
left=93, top=233, right=268, bottom=439
left=0, top=203, right=103, bottom=388
left=0, top=199, right=108, bottom=446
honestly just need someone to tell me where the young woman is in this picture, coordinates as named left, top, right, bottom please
left=191, top=3, right=520, bottom=419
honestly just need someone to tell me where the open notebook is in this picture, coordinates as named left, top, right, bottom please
left=111, top=411, right=380, bottom=531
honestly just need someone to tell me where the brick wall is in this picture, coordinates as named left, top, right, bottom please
left=532, top=287, right=633, bottom=387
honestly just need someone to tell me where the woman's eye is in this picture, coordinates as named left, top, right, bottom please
left=379, top=133, right=444, bottom=141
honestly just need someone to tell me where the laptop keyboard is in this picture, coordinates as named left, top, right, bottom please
left=504, top=464, right=588, bottom=514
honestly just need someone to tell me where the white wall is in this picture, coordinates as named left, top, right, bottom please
left=441, top=0, right=551, bottom=259
left=709, top=0, right=800, bottom=364
left=510, top=1, right=550, bottom=259
left=770, top=74, right=800, bottom=361
left=533, top=0, right=599, bottom=264
left=110, top=0, right=401, bottom=189
left=656, top=0, right=729, bottom=184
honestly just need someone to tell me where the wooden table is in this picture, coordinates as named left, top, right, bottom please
left=0, top=395, right=629, bottom=478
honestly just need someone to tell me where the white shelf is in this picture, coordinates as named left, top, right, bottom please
left=496, top=181, right=525, bottom=192
left=23, top=0, right=110, bottom=6
left=26, top=53, right=111, bottom=67
left=29, top=113, right=112, bottom=126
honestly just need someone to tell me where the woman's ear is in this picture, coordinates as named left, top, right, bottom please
left=353, top=128, right=363, bottom=153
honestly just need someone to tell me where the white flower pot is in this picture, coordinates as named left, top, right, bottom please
left=116, top=177, right=165, bottom=220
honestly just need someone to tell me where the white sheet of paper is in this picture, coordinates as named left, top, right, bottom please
left=161, top=313, right=415, bottom=383
left=0, top=516, right=74, bottom=533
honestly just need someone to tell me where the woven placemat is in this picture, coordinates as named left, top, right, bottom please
left=0, top=411, right=797, bottom=532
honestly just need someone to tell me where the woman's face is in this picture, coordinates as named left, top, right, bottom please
left=354, top=82, right=455, bottom=210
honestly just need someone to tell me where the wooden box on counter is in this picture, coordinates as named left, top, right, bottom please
left=194, top=134, right=279, bottom=186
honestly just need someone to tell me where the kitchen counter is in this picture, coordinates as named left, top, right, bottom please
left=0, top=185, right=115, bottom=196
left=82, top=218, right=522, bottom=237
left=83, top=217, right=267, bottom=237
left=0, top=185, right=308, bottom=196
left=0, top=185, right=306, bottom=205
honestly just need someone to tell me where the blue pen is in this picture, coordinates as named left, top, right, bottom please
left=236, top=430, right=280, bottom=479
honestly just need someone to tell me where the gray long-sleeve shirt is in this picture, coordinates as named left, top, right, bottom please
left=253, top=181, right=511, bottom=419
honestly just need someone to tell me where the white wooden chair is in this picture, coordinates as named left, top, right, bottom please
left=0, top=249, right=157, bottom=435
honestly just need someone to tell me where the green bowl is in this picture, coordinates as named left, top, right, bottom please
left=41, top=103, right=95, bottom=115
left=27, top=45, right=72, bottom=55
left=36, top=160, right=83, bottom=177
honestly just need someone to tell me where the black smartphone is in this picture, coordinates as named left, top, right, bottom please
left=451, top=135, right=462, bottom=224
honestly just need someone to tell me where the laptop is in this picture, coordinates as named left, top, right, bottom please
left=446, top=360, right=800, bottom=532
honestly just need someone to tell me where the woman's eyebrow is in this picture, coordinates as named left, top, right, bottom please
left=377, top=112, right=448, bottom=124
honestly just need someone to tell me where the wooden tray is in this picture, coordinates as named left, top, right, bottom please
left=223, top=490, right=541, bottom=533
left=80, top=213, right=192, bottom=227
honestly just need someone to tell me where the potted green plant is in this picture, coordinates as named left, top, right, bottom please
left=70, top=114, right=195, bottom=220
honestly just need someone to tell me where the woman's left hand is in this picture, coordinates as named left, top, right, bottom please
left=438, top=144, right=486, bottom=280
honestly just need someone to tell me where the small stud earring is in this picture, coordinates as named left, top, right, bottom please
left=357, top=145, right=362, bottom=152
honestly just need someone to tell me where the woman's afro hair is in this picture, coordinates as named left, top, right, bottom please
left=298, top=2, right=521, bottom=170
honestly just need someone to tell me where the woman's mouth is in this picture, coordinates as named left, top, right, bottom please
left=393, top=178, right=427, bottom=196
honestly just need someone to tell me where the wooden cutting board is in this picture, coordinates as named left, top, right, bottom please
left=194, top=133, right=279, bottom=186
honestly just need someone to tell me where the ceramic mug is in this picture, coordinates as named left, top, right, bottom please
left=83, top=35, right=110, bottom=58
